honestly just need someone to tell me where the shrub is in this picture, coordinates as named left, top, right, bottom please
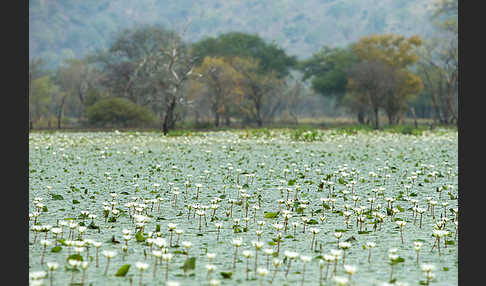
left=86, top=97, right=156, bottom=128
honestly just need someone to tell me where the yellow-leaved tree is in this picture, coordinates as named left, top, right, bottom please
left=194, top=56, right=243, bottom=127
left=348, top=34, right=423, bottom=127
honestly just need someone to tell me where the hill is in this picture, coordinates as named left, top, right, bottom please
left=29, top=0, right=437, bottom=69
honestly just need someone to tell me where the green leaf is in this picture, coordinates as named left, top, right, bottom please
left=42, top=206, right=48, bottom=212
left=183, top=257, right=196, bottom=273
left=268, top=241, right=276, bottom=246
left=357, top=231, right=371, bottom=235
left=50, top=194, right=64, bottom=200
left=72, top=199, right=80, bottom=204
left=66, top=254, right=83, bottom=262
left=445, top=240, right=455, bottom=246
left=391, top=257, right=405, bottom=265
left=264, top=212, right=279, bottom=219
left=288, top=179, right=296, bottom=186
left=115, top=264, right=131, bottom=277
left=334, top=229, right=348, bottom=233
left=51, top=246, right=62, bottom=253
left=220, top=272, right=233, bottom=279
left=57, top=239, right=67, bottom=246
left=307, top=219, right=319, bottom=225
left=135, top=231, right=146, bottom=242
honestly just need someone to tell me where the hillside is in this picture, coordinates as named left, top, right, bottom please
left=29, top=0, right=437, bottom=69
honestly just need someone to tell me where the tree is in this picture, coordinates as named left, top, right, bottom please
left=95, top=24, right=200, bottom=134
left=299, top=46, right=360, bottom=120
left=194, top=57, right=243, bottom=127
left=191, top=32, right=297, bottom=78
left=56, top=58, right=98, bottom=122
left=86, top=97, right=156, bottom=128
left=352, top=34, right=422, bottom=69
left=382, top=70, right=423, bottom=125
left=29, top=75, right=56, bottom=129
left=415, top=0, right=457, bottom=125
left=93, top=25, right=176, bottom=106
left=228, top=57, right=284, bottom=127
left=347, top=61, right=395, bottom=129
left=29, top=58, right=50, bottom=129
left=349, top=34, right=423, bottom=126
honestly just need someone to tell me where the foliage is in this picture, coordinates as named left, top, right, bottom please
left=228, top=57, right=285, bottom=127
left=191, top=32, right=297, bottom=78
left=86, top=97, right=156, bottom=127
left=299, top=46, right=358, bottom=101
left=193, top=56, right=244, bottom=127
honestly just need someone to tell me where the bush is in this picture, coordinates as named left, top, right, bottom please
left=86, top=97, right=157, bottom=128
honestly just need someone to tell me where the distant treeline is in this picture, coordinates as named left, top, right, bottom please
left=29, top=0, right=457, bottom=133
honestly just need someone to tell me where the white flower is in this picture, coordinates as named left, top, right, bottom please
left=206, top=264, right=217, bottom=272
left=152, top=250, right=162, bottom=258
left=366, top=241, right=376, bottom=248
left=309, top=227, right=320, bottom=234
left=421, top=264, right=435, bottom=273
left=414, top=241, right=423, bottom=250
left=396, top=221, right=407, bottom=227
left=162, top=253, right=173, bottom=262
left=300, top=255, right=311, bottom=263
left=136, top=262, right=149, bottom=271
left=257, top=268, right=269, bottom=277
left=102, top=250, right=117, bottom=259
left=252, top=241, right=264, bottom=250
left=40, top=239, right=51, bottom=247
left=333, top=276, right=349, bottom=286
left=46, top=262, right=59, bottom=271
left=340, top=242, right=352, bottom=250
left=323, top=254, right=335, bottom=262
left=343, top=264, right=357, bottom=275
left=68, top=259, right=81, bottom=268
left=232, top=238, right=243, bottom=247
left=242, top=250, right=253, bottom=258
left=29, top=271, right=47, bottom=280
left=182, top=241, right=192, bottom=249
left=284, top=251, right=299, bottom=259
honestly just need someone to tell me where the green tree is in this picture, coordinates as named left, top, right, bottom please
left=191, top=32, right=297, bottom=78
left=29, top=58, right=50, bottom=129
left=86, top=97, right=156, bottom=128
left=29, top=76, right=56, bottom=129
left=298, top=46, right=360, bottom=120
